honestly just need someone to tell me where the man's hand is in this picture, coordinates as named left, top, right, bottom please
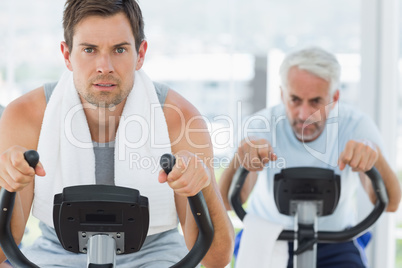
left=158, top=150, right=210, bottom=197
left=338, top=140, right=379, bottom=172
left=0, top=145, right=46, bottom=192
left=236, top=137, right=277, bottom=171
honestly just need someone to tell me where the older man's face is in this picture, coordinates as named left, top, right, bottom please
left=281, top=67, right=339, bottom=142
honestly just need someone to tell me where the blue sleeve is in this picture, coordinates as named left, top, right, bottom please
left=152, top=81, right=169, bottom=107
left=240, top=108, right=273, bottom=143
left=349, top=113, right=387, bottom=160
left=0, top=105, right=4, bottom=118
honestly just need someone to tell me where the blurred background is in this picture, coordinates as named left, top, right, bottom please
left=0, top=0, right=401, bottom=267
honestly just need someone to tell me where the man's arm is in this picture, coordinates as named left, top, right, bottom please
left=371, top=149, right=401, bottom=211
left=0, top=87, right=47, bottom=262
left=219, top=138, right=276, bottom=210
left=218, top=155, right=259, bottom=210
left=339, top=140, right=401, bottom=212
left=160, top=89, right=234, bottom=268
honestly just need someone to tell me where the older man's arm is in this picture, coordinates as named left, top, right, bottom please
left=339, top=140, right=401, bottom=212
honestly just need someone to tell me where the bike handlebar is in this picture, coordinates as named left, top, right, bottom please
left=0, top=150, right=40, bottom=268
left=0, top=151, right=214, bottom=268
left=160, top=153, right=214, bottom=267
left=229, top=166, right=389, bottom=243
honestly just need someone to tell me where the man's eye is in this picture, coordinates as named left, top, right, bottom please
left=84, top=48, right=94, bottom=53
left=116, top=48, right=126, bottom=54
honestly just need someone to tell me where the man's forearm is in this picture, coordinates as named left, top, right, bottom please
left=183, top=182, right=234, bottom=268
left=219, top=156, right=259, bottom=210
left=0, top=192, right=27, bottom=263
left=218, top=157, right=239, bottom=210
left=374, top=150, right=401, bottom=212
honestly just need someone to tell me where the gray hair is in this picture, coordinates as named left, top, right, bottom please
left=279, top=47, right=341, bottom=95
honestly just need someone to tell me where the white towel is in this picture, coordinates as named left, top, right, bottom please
left=32, top=70, right=178, bottom=235
left=236, top=214, right=289, bottom=268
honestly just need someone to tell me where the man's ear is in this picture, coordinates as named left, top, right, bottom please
left=331, top=89, right=340, bottom=109
left=61, top=41, right=73, bottom=71
left=135, top=40, right=148, bottom=71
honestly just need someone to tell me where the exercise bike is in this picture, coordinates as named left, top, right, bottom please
left=229, top=166, right=388, bottom=268
left=0, top=151, right=214, bottom=268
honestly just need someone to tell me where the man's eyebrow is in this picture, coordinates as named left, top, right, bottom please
left=290, top=94, right=301, bottom=99
left=78, top=43, right=97, bottom=47
left=309, top=97, right=323, bottom=102
left=77, top=42, right=132, bottom=47
left=113, top=42, right=132, bottom=47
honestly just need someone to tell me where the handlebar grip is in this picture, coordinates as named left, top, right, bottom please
left=160, top=154, right=214, bottom=268
left=228, top=167, right=248, bottom=221
left=366, top=168, right=389, bottom=205
left=160, top=153, right=176, bottom=175
left=316, top=167, right=389, bottom=242
left=24, top=150, right=40, bottom=169
left=0, top=150, right=40, bottom=267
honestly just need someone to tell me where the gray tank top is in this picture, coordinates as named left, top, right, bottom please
left=43, top=81, right=169, bottom=185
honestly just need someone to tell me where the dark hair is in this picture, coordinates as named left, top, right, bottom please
left=63, top=0, right=145, bottom=52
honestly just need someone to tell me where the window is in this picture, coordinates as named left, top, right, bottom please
left=394, top=2, right=402, bottom=265
left=0, top=1, right=65, bottom=104
left=2, top=1, right=399, bottom=267
left=141, top=0, right=361, bottom=160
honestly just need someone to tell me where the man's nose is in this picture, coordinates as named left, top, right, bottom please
left=298, top=103, right=314, bottom=121
left=96, top=54, right=114, bottom=74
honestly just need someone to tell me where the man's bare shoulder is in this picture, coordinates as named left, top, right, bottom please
left=163, top=89, right=212, bottom=153
left=163, top=89, right=202, bottom=126
left=0, top=86, right=47, bottom=150
left=3, top=86, right=47, bottom=124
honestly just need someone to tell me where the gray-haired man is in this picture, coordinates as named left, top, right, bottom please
left=219, top=47, right=400, bottom=267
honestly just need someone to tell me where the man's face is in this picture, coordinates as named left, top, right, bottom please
left=281, top=67, right=339, bottom=142
left=61, top=12, right=147, bottom=108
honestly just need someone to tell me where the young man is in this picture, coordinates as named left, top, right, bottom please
left=219, top=47, right=401, bottom=267
left=0, top=0, right=234, bottom=267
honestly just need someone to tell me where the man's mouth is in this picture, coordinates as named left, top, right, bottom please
left=95, top=84, right=116, bottom=87
left=93, top=83, right=117, bottom=91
